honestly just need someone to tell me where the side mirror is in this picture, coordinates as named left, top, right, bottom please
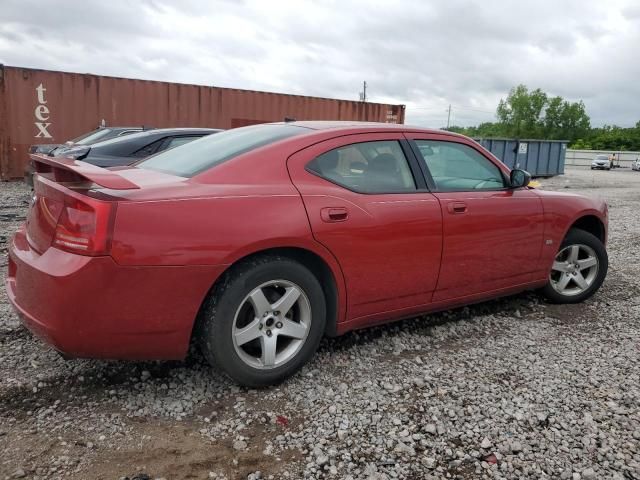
left=510, top=169, right=531, bottom=188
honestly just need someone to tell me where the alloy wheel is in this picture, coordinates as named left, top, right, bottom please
left=232, top=280, right=311, bottom=369
left=550, top=244, right=599, bottom=296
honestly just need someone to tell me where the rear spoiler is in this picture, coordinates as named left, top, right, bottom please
left=30, top=154, right=139, bottom=190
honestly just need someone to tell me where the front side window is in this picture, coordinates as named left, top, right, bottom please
left=415, top=140, right=505, bottom=191
left=307, top=140, right=416, bottom=193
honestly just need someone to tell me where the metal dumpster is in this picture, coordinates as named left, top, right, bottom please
left=475, top=138, right=567, bottom=177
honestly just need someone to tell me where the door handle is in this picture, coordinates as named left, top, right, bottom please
left=321, top=207, right=348, bottom=222
left=447, top=202, right=467, bottom=214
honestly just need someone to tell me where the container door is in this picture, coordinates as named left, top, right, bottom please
left=287, top=132, right=443, bottom=322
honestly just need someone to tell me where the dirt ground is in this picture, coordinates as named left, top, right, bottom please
left=1, top=165, right=638, bottom=480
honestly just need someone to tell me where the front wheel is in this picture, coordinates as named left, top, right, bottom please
left=198, top=256, right=326, bottom=387
left=541, top=229, right=608, bottom=303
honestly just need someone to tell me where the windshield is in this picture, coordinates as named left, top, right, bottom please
left=596, top=155, right=608, bottom=160
left=137, top=124, right=309, bottom=177
left=71, top=129, right=115, bottom=145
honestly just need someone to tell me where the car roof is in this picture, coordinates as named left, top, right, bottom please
left=267, top=120, right=466, bottom=138
left=91, top=128, right=220, bottom=145
left=136, top=127, right=221, bottom=134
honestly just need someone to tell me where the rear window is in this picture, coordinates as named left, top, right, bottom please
left=88, top=130, right=155, bottom=148
left=72, top=129, right=115, bottom=145
left=137, top=124, right=308, bottom=177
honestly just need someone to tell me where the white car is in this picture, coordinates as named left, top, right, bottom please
left=591, top=154, right=611, bottom=170
left=632, top=159, right=640, bottom=171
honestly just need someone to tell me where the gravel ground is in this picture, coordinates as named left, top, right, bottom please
left=1, top=166, right=638, bottom=480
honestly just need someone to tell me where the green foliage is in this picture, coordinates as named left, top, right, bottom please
left=571, top=138, right=592, bottom=150
left=447, top=122, right=506, bottom=138
left=586, top=125, right=640, bottom=151
left=496, top=85, right=549, bottom=138
left=443, top=84, right=638, bottom=151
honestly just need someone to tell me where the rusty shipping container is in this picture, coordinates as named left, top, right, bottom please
left=0, top=65, right=405, bottom=180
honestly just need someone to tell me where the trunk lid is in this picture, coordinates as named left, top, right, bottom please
left=26, top=179, right=65, bottom=254
left=31, top=153, right=140, bottom=190
left=26, top=155, right=189, bottom=254
left=26, top=155, right=144, bottom=254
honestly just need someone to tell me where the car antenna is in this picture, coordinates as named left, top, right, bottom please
left=284, top=117, right=296, bottom=123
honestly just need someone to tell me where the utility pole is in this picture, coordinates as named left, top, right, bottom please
left=360, top=81, right=367, bottom=102
left=446, top=104, right=452, bottom=129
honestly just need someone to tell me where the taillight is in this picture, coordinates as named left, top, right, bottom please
left=8, top=256, right=17, bottom=278
left=53, top=196, right=115, bottom=256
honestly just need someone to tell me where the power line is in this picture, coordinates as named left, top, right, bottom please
left=410, top=104, right=495, bottom=114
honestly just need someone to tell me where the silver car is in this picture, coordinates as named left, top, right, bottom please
left=591, top=154, right=611, bottom=170
left=632, top=159, right=640, bottom=171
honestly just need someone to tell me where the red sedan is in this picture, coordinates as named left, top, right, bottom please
left=6, top=122, right=608, bottom=386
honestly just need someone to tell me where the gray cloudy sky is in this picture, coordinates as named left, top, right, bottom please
left=1, top=0, right=638, bottom=127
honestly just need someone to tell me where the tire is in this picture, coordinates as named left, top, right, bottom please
left=198, top=256, right=326, bottom=387
left=541, top=229, right=608, bottom=304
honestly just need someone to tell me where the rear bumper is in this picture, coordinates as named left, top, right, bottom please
left=6, top=227, right=224, bottom=360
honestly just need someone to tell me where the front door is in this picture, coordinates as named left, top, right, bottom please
left=407, top=134, right=544, bottom=302
left=287, top=132, right=443, bottom=322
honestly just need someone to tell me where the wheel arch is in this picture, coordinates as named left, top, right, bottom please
left=568, top=214, right=606, bottom=244
left=193, top=245, right=345, bottom=342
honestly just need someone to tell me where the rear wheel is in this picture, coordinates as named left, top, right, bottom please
left=541, top=229, right=607, bottom=303
left=198, top=256, right=326, bottom=387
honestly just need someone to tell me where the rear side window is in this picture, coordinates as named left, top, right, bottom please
left=131, top=138, right=166, bottom=158
left=307, top=140, right=416, bottom=193
left=415, top=140, right=505, bottom=191
left=164, top=136, right=199, bottom=149
left=138, top=124, right=307, bottom=177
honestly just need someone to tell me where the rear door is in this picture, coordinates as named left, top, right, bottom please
left=406, top=133, right=544, bottom=301
left=287, top=132, right=443, bottom=323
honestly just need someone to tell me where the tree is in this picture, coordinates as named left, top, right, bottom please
left=494, top=85, right=591, bottom=142
left=543, top=96, right=564, bottom=137
left=555, top=100, right=590, bottom=142
left=587, top=125, right=640, bottom=151
left=571, top=138, right=592, bottom=149
left=442, top=85, right=640, bottom=150
left=445, top=122, right=508, bottom=138
left=496, top=85, right=547, bottom=138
